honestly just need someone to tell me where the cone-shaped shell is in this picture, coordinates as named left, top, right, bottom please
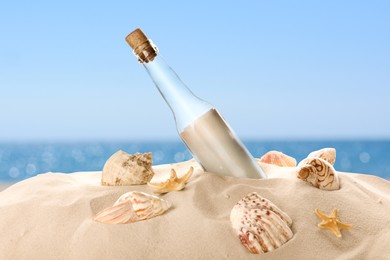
left=94, top=191, right=171, bottom=224
left=230, top=192, right=294, bottom=254
left=297, top=157, right=340, bottom=190
left=259, top=151, right=297, bottom=167
left=101, top=150, right=154, bottom=186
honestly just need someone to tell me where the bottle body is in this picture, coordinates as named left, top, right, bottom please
left=143, top=56, right=212, bottom=133
left=143, top=56, right=266, bottom=179
left=126, top=28, right=266, bottom=179
left=180, top=108, right=265, bottom=178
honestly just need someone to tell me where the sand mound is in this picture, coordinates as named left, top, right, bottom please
left=0, top=161, right=389, bottom=259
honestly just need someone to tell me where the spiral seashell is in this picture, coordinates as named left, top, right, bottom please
left=308, top=148, right=336, bottom=165
left=148, top=167, right=193, bottom=194
left=101, top=150, right=154, bottom=186
left=94, top=191, right=171, bottom=224
left=230, top=192, right=294, bottom=254
left=259, top=151, right=297, bottom=167
left=297, top=157, right=339, bottom=190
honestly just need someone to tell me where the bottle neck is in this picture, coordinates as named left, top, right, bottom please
left=143, top=55, right=212, bottom=132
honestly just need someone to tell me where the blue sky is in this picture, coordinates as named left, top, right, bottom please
left=0, top=1, right=389, bottom=141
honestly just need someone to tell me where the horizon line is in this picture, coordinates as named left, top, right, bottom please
left=0, top=137, right=389, bottom=143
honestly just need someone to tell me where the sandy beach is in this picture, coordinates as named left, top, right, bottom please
left=0, top=160, right=389, bottom=259
left=0, top=183, right=13, bottom=192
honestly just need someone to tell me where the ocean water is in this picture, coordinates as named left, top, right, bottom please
left=0, top=140, right=389, bottom=182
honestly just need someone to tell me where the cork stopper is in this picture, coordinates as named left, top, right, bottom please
left=126, top=28, right=158, bottom=63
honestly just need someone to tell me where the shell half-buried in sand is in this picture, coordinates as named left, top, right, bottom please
left=94, top=191, right=171, bottom=224
left=230, top=192, right=294, bottom=254
left=259, top=151, right=297, bottom=167
left=101, top=150, right=154, bottom=186
left=297, top=157, right=340, bottom=190
left=148, top=167, right=193, bottom=194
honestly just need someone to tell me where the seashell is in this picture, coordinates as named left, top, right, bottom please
left=308, top=148, right=336, bottom=165
left=315, top=208, right=352, bottom=238
left=230, top=192, right=293, bottom=254
left=148, top=167, right=193, bottom=194
left=297, top=157, right=340, bottom=190
left=259, top=151, right=297, bottom=167
left=94, top=191, right=171, bottom=224
left=101, top=150, right=154, bottom=186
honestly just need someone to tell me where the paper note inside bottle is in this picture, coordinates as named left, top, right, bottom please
left=180, top=108, right=265, bottom=178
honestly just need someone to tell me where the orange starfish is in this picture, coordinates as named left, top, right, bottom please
left=315, top=208, right=352, bottom=238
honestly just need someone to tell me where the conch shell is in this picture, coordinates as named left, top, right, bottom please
left=94, top=191, right=171, bottom=224
left=308, top=148, right=336, bottom=165
left=230, top=192, right=293, bottom=254
left=297, top=157, right=339, bottom=190
left=259, top=151, right=297, bottom=167
left=101, top=150, right=154, bottom=186
left=148, top=167, right=193, bottom=194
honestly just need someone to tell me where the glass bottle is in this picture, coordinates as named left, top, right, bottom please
left=125, top=28, right=266, bottom=179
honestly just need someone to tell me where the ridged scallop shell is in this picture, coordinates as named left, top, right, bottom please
left=297, top=157, right=340, bottom=190
left=94, top=191, right=171, bottom=224
left=101, top=150, right=154, bottom=186
left=148, top=167, right=193, bottom=194
left=259, top=151, right=297, bottom=167
left=230, top=192, right=294, bottom=254
left=308, top=148, right=336, bottom=165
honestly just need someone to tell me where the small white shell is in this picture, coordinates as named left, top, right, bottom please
left=308, top=148, right=336, bottom=165
left=94, top=191, right=171, bottom=224
left=230, top=192, right=293, bottom=254
left=101, top=150, right=154, bottom=186
left=259, top=151, right=297, bottom=167
left=297, top=157, right=340, bottom=190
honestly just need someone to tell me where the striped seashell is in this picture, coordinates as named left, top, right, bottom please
left=230, top=192, right=293, bottom=254
left=94, top=191, right=171, bottom=224
left=101, top=150, right=154, bottom=186
left=308, top=148, right=336, bottom=165
left=259, top=151, right=297, bottom=167
left=297, top=157, right=340, bottom=190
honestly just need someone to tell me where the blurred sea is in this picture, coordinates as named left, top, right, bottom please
left=0, top=140, right=389, bottom=182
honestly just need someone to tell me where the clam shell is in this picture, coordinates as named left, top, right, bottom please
left=308, top=148, right=336, bottom=165
left=94, top=191, right=171, bottom=224
left=101, top=150, right=154, bottom=186
left=297, top=157, right=340, bottom=190
left=230, top=192, right=293, bottom=254
left=259, top=151, right=297, bottom=167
